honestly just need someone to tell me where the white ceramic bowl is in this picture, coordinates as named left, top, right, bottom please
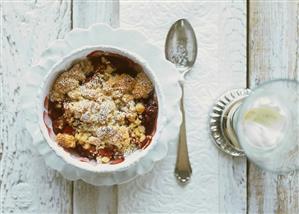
left=38, top=46, right=166, bottom=173
left=22, top=24, right=181, bottom=185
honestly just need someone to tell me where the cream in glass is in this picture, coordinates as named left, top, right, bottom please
left=235, top=80, right=298, bottom=173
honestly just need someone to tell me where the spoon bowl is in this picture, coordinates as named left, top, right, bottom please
left=165, top=19, right=197, bottom=75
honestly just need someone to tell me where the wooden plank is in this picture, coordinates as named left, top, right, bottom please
left=248, top=1, right=299, bottom=213
left=0, top=1, right=73, bottom=213
left=118, top=1, right=247, bottom=213
left=72, top=0, right=119, bottom=29
left=72, top=1, right=119, bottom=214
left=218, top=2, right=247, bottom=213
left=73, top=185, right=118, bottom=214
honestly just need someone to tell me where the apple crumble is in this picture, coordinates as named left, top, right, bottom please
left=46, top=51, right=158, bottom=164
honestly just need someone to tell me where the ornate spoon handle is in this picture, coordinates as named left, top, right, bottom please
left=175, top=81, right=192, bottom=183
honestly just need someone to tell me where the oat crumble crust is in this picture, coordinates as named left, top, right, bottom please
left=48, top=53, right=157, bottom=164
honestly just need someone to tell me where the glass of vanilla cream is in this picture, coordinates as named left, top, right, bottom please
left=234, top=80, right=298, bottom=173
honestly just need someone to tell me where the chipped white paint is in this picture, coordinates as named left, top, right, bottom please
left=1, top=0, right=298, bottom=214
left=248, top=1, right=299, bottom=213
left=0, top=1, right=72, bottom=213
left=118, top=1, right=247, bottom=213
left=72, top=0, right=119, bottom=29
left=73, top=184, right=118, bottom=214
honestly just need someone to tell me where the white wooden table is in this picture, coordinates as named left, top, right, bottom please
left=1, top=1, right=298, bottom=213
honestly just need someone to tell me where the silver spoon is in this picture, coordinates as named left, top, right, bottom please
left=165, top=19, right=197, bottom=183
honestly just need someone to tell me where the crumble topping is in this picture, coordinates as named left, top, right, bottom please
left=132, top=72, right=153, bottom=99
left=47, top=52, right=158, bottom=164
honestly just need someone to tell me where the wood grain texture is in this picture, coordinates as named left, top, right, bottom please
left=218, top=2, right=247, bottom=213
left=0, top=1, right=72, bottom=213
left=118, top=1, right=247, bottom=213
left=2, top=1, right=298, bottom=214
left=73, top=185, right=118, bottom=214
left=248, top=1, right=299, bottom=214
left=72, top=1, right=119, bottom=214
left=72, top=0, right=119, bottom=29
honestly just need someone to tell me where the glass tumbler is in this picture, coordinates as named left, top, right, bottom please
left=210, top=79, right=298, bottom=173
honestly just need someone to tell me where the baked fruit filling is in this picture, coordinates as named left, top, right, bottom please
left=45, top=51, right=158, bottom=164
